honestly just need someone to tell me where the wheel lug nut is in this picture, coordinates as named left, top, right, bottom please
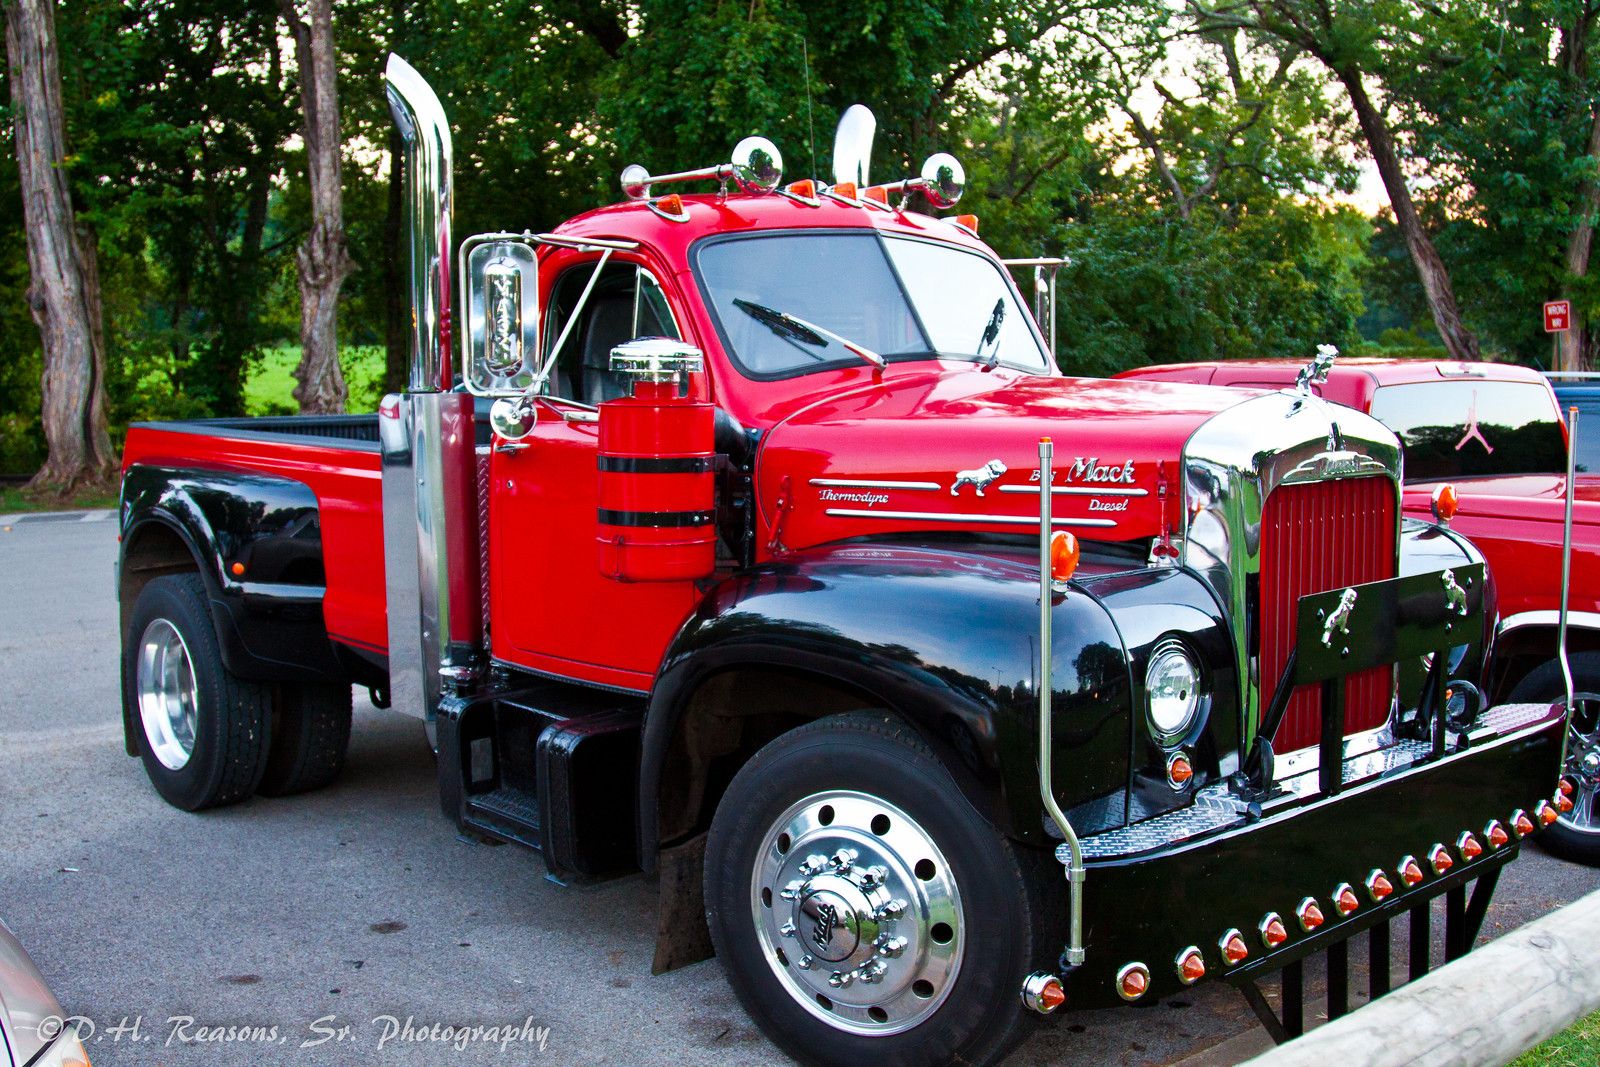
left=828, top=970, right=853, bottom=988
left=861, top=960, right=888, bottom=983
left=779, top=879, right=805, bottom=901
left=861, top=864, right=888, bottom=887
left=877, top=935, right=908, bottom=958
left=797, top=955, right=814, bottom=970
left=876, top=898, right=907, bottom=920
left=779, top=921, right=796, bottom=938
left=800, top=854, right=827, bottom=876
left=829, top=848, right=857, bottom=871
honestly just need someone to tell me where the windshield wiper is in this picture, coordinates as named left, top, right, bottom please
left=976, top=298, right=1005, bottom=368
left=733, top=299, right=886, bottom=369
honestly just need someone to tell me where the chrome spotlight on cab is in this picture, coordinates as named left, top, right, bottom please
left=864, top=152, right=966, bottom=210
left=619, top=136, right=784, bottom=203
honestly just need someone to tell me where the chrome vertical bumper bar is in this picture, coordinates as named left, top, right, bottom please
left=1560, top=407, right=1579, bottom=769
left=1038, top=437, right=1086, bottom=968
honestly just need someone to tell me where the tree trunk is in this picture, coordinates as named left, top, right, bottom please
left=282, top=0, right=353, bottom=414
left=4, top=0, right=115, bottom=493
left=1340, top=67, right=1482, bottom=363
left=1561, top=103, right=1600, bottom=373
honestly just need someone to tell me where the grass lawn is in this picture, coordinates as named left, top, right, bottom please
left=0, top=484, right=119, bottom=515
left=244, top=344, right=387, bottom=416
left=1513, top=1008, right=1600, bottom=1066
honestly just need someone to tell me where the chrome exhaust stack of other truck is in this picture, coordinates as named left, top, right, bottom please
left=380, top=53, right=483, bottom=730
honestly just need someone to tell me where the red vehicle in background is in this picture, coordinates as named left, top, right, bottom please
left=1119, top=356, right=1600, bottom=863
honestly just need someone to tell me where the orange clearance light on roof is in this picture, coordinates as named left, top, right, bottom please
left=831, top=181, right=858, bottom=200
left=1428, top=843, right=1454, bottom=875
left=1167, top=752, right=1194, bottom=787
left=1175, top=946, right=1206, bottom=985
left=1259, top=914, right=1288, bottom=948
left=1537, top=799, right=1559, bottom=826
left=955, top=213, right=980, bottom=233
left=1219, top=929, right=1249, bottom=965
left=1457, top=832, right=1483, bottom=860
left=1513, top=809, right=1535, bottom=837
left=657, top=192, right=685, bottom=215
left=1333, top=883, right=1360, bottom=916
left=1431, top=483, right=1460, bottom=524
left=863, top=185, right=890, bottom=205
left=1050, top=531, right=1081, bottom=583
left=1399, top=856, right=1424, bottom=887
left=1365, top=870, right=1394, bottom=902
left=1116, top=962, right=1151, bottom=1001
left=1296, top=897, right=1325, bottom=932
left=1485, top=820, right=1509, bottom=849
left=786, top=179, right=816, bottom=199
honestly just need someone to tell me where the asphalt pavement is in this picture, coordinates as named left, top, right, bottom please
left=0, top=512, right=1594, bottom=1065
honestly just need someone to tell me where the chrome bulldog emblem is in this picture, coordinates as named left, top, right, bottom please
left=1441, top=568, right=1469, bottom=616
left=1296, top=343, right=1338, bottom=394
left=952, top=459, right=1007, bottom=497
left=1322, top=587, right=1358, bottom=647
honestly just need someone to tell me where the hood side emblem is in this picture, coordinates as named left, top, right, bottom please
left=1441, top=568, right=1469, bottom=616
left=952, top=459, right=1007, bottom=497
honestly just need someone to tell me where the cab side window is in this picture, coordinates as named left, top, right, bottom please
left=544, top=261, right=681, bottom=405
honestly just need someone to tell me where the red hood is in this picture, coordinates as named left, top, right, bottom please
left=754, top=365, right=1244, bottom=553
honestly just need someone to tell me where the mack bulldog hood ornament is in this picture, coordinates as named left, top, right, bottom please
left=1295, top=344, right=1339, bottom=395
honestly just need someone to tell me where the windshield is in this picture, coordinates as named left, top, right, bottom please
left=695, top=231, right=1049, bottom=378
left=1368, top=380, right=1566, bottom=480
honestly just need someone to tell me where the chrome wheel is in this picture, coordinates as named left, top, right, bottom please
left=136, top=617, right=199, bottom=771
left=751, top=790, right=963, bottom=1036
left=1559, top=695, right=1600, bottom=835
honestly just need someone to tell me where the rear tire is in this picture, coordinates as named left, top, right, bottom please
left=124, top=574, right=271, bottom=811
left=1508, top=653, right=1600, bottom=866
left=704, top=712, right=1056, bottom=1067
left=257, top=682, right=352, bottom=796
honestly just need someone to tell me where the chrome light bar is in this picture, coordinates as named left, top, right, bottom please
left=619, top=137, right=784, bottom=201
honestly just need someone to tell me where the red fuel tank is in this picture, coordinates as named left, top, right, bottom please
left=597, top=368, right=716, bottom=583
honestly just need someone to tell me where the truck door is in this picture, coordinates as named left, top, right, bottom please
left=487, top=254, right=705, bottom=691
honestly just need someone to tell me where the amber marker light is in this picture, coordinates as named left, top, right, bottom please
left=1431, top=483, right=1460, bottom=524
left=1457, top=832, right=1483, bottom=860
left=1513, top=809, right=1535, bottom=837
left=1259, top=913, right=1289, bottom=948
left=1295, top=897, right=1325, bottom=932
left=954, top=213, right=980, bottom=233
left=862, top=186, right=889, bottom=205
left=1050, top=531, right=1081, bottom=584
left=1219, top=929, right=1249, bottom=965
left=786, top=179, right=816, bottom=199
left=1022, top=972, right=1066, bottom=1014
left=1485, top=820, right=1509, bottom=849
left=1175, top=946, right=1206, bottom=985
left=1166, top=752, right=1194, bottom=788
left=657, top=193, right=685, bottom=216
left=1561, top=777, right=1576, bottom=796
left=230, top=561, right=246, bottom=576
left=1332, top=883, right=1360, bottom=916
left=1557, top=789, right=1575, bottom=814
left=831, top=181, right=858, bottom=200
left=1398, top=856, right=1424, bottom=887
left=1538, top=799, right=1559, bottom=826
left=1365, top=870, right=1394, bottom=902
left=1428, top=843, right=1454, bottom=875
left=1116, top=962, right=1151, bottom=1002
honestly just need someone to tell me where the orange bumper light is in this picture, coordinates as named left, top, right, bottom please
left=1428, top=843, right=1454, bottom=875
left=1333, top=883, right=1360, bottom=916
left=1366, top=870, right=1394, bottom=901
left=1399, top=856, right=1424, bottom=887
left=1512, top=809, right=1535, bottom=837
left=1296, top=897, right=1325, bottom=932
left=1167, top=752, right=1194, bottom=787
left=1259, top=914, right=1288, bottom=947
left=1538, top=800, right=1559, bottom=826
left=1457, top=832, right=1483, bottom=860
left=1485, top=820, right=1509, bottom=849
left=1175, top=946, right=1206, bottom=985
left=1220, top=929, right=1249, bottom=965
left=1117, top=962, right=1150, bottom=1001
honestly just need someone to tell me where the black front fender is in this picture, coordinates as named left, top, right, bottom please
left=637, top=540, right=1143, bottom=870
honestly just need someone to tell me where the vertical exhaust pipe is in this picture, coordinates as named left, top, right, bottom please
left=380, top=54, right=481, bottom=732
left=385, top=53, right=454, bottom=392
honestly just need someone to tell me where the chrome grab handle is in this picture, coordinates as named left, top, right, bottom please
left=1038, top=437, right=1086, bottom=968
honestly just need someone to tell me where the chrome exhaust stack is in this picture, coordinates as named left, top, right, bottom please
left=380, top=54, right=481, bottom=729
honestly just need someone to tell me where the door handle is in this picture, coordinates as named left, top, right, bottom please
left=494, top=440, right=529, bottom=454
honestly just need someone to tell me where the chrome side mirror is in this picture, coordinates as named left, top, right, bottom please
left=919, top=153, right=965, bottom=209
left=730, top=137, right=783, bottom=195
left=463, top=236, right=539, bottom=396
left=832, top=104, right=876, bottom=188
left=490, top=395, right=537, bottom=440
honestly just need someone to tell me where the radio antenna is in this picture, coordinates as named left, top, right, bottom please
left=802, top=37, right=817, bottom=180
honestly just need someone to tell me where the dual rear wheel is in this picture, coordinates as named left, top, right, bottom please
left=124, top=573, right=351, bottom=811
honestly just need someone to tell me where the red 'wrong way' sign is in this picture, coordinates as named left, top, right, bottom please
left=1546, top=300, right=1572, bottom=332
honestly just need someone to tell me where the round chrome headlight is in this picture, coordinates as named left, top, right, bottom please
left=1146, top=641, right=1202, bottom=745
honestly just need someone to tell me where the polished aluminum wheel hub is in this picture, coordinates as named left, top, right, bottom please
left=136, top=618, right=199, bottom=771
left=752, top=790, right=963, bottom=1036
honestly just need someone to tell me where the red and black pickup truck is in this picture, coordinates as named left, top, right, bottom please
left=1120, top=356, right=1600, bottom=863
left=114, top=56, right=1569, bottom=1065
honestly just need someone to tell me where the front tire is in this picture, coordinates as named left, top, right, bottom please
left=1508, top=653, right=1600, bottom=866
left=124, top=574, right=271, bottom=811
left=704, top=712, right=1056, bottom=1067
